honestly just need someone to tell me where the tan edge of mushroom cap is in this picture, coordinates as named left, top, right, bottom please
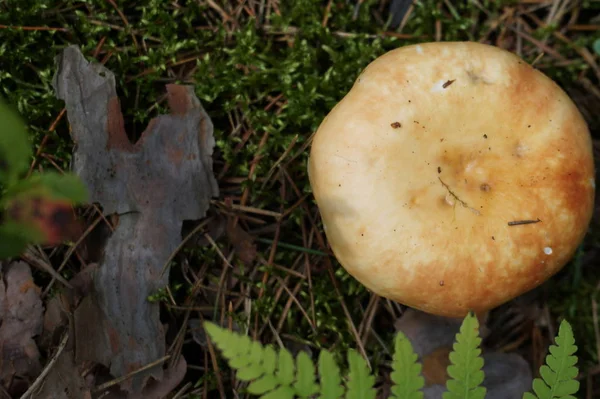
left=308, top=41, right=595, bottom=318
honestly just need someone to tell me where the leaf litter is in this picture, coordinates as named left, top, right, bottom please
left=0, top=261, right=43, bottom=396
left=45, top=45, right=219, bottom=395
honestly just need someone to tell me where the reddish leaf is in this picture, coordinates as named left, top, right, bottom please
left=5, top=195, right=81, bottom=246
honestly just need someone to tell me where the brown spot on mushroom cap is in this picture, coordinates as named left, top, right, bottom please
left=308, top=42, right=595, bottom=317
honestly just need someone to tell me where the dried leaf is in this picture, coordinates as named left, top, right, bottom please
left=0, top=261, right=43, bottom=393
left=52, top=45, right=218, bottom=393
left=226, top=217, right=257, bottom=265
left=421, top=346, right=451, bottom=386
left=4, top=194, right=81, bottom=247
left=39, top=297, right=68, bottom=351
left=34, top=343, right=92, bottom=399
left=102, top=357, right=188, bottom=399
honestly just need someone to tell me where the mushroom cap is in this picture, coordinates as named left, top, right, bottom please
left=308, top=42, right=595, bottom=318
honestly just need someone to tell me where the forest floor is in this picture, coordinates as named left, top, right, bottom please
left=1, top=0, right=600, bottom=398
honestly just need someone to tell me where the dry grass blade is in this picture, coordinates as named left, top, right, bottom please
left=93, top=355, right=171, bottom=393
left=21, top=247, right=73, bottom=289
left=19, top=332, right=70, bottom=399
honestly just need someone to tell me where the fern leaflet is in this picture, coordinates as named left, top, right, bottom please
left=390, top=331, right=424, bottom=398
left=522, top=319, right=579, bottom=399
left=204, top=322, right=297, bottom=398
left=443, top=312, right=486, bottom=399
left=294, top=351, right=319, bottom=397
left=318, top=350, right=344, bottom=399
left=345, top=349, right=376, bottom=399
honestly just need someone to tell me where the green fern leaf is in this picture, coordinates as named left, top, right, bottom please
left=345, top=349, right=376, bottom=399
left=318, top=350, right=344, bottom=399
left=294, top=351, right=319, bottom=397
left=204, top=322, right=297, bottom=397
left=390, top=331, right=424, bottom=398
left=260, top=385, right=296, bottom=399
left=443, top=312, right=486, bottom=399
left=262, top=345, right=278, bottom=375
left=277, top=347, right=296, bottom=386
left=523, top=319, right=579, bottom=399
left=247, top=374, right=279, bottom=395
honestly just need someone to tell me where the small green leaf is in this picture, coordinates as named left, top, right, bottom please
left=294, top=351, right=319, bottom=397
left=0, top=98, right=31, bottom=184
left=27, top=172, right=88, bottom=203
left=230, top=353, right=252, bottom=369
left=318, top=350, right=344, bottom=399
left=0, top=220, right=44, bottom=260
left=443, top=312, right=486, bottom=399
left=238, top=365, right=265, bottom=381
left=525, top=319, right=580, bottom=398
left=390, top=331, right=424, bottom=398
left=532, top=379, right=552, bottom=398
left=247, top=374, right=279, bottom=395
left=345, top=350, right=376, bottom=399
left=263, top=346, right=278, bottom=375
left=276, top=348, right=295, bottom=386
left=260, top=385, right=295, bottom=399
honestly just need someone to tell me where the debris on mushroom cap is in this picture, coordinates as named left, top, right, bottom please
left=307, top=42, right=596, bottom=318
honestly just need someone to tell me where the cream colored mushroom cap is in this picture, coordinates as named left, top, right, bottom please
left=308, top=41, right=595, bottom=318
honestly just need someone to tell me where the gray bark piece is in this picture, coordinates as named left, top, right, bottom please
left=52, top=45, right=218, bottom=392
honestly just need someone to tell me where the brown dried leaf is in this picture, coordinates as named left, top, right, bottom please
left=226, top=217, right=257, bottom=265
left=0, top=261, right=43, bottom=392
left=52, top=45, right=218, bottom=393
left=100, top=358, right=187, bottom=399
left=34, top=344, right=92, bottom=399
left=421, top=346, right=451, bottom=386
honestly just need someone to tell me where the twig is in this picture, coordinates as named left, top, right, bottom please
left=27, top=108, right=66, bottom=177
left=160, top=217, right=212, bottom=276
left=107, top=0, right=140, bottom=52
left=20, top=332, right=70, bottom=399
left=21, top=248, right=73, bottom=289
left=88, top=20, right=161, bottom=42
left=212, top=200, right=283, bottom=219
left=274, top=275, right=317, bottom=334
left=93, top=355, right=171, bottom=393
left=42, top=215, right=104, bottom=297
left=322, top=0, right=334, bottom=27
left=0, top=24, right=68, bottom=31
left=171, top=382, right=192, bottom=399
left=203, top=316, right=227, bottom=399
left=531, top=51, right=545, bottom=67
left=438, top=177, right=481, bottom=215
left=508, top=218, right=541, bottom=226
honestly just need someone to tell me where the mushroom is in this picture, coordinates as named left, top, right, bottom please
left=307, top=42, right=595, bottom=318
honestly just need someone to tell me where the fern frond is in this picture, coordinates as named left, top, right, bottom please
left=318, top=350, right=345, bottom=399
left=523, top=319, right=579, bottom=399
left=390, top=331, right=424, bottom=398
left=294, top=351, right=319, bottom=397
left=203, top=322, right=298, bottom=398
left=443, top=312, right=486, bottom=399
left=345, top=349, right=376, bottom=399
